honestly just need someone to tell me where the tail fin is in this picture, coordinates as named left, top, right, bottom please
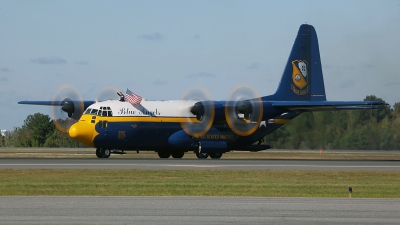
left=264, top=24, right=326, bottom=101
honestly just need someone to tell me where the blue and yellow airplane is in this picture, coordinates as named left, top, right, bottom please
left=19, top=24, right=385, bottom=159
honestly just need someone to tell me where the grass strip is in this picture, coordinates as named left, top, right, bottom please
left=0, top=169, right=399, bottom=198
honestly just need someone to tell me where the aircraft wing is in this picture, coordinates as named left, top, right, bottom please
left=271, top=101, right=387, bottom=111
left=18, top=101, right=95, bottom=110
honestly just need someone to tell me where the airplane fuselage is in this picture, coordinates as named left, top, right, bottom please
left=69, top=99, right=293, bottom=156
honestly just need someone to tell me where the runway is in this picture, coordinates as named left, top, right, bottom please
left=0, top=158, right=400, bottom=170
left=1, top=158, right=399, bottom=224
left=1, top=196, right=399, bottom=225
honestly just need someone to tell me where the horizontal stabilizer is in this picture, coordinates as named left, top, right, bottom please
left=272, top=101, right=386, bottom=111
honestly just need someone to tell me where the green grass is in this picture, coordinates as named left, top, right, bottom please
left=1, top=169, right=399, bottom=198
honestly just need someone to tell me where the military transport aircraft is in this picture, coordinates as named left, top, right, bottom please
left=19, top=24, right=385, bottom=159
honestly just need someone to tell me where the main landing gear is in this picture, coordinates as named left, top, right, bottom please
left=195, top=151, right=209, bottom=159
left=194, top=149, right=223, bottom=159
left=96, top=148, right=111, bottom=158
left=94, top=148, right=223, bottom=159
left=157, top=150, right=185, bottom=159
left=210, top=153, right=222, bottom=159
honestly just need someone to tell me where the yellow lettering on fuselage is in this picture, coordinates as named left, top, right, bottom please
left=198, top=134, right=236, bottom=140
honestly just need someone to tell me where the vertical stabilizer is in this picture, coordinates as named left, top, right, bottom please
left=264, top=24, right=326, bottom=101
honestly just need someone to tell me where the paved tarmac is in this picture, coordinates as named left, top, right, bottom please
left=1, top=157, right=399, bottom=224
left=0, top=196, right=399, bottom=225
left=0, top=158, right=400, bottom=170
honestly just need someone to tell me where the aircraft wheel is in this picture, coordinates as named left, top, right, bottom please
left=171, top=151, right=185, bottom=158
left=210, top=153, right=222, bottom=159
left=101, top=148, right=111, bottom=158
left=158, top=151, right=171, bottom=158
left=96, top=148, right=102, bottom=158
left=195, top=152, right=209, bottom=159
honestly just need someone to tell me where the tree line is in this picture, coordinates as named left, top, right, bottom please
left=267, top=96, right=400, bottom=150
left=1, top=113, right=87, bottom=148
left=1, top=95, right=399, bottom=149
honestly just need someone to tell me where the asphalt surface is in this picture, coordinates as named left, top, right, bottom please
left=1, top=157, right=399, bottom=224
left=0, top=197, right=399, bottom=225
left=0, top=158, right=400, bottom=170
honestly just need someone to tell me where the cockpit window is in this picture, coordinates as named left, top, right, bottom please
left=84, top=108, right=97, bottom=115
left=84, top=108, right=92, bottom=114
left=96, top=106, right=113, bottom=117
left=84, top=107, right=112, bottom=116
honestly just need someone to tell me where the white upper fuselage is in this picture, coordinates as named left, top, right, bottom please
left=83, top=99, right=197, bottom=118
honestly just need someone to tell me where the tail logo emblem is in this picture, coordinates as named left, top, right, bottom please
left=291, top=60, right=309, bottom=95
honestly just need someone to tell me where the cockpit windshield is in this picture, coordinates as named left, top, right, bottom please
left=83, top=108, right=91, bottom=114
left=83, top=107, right=112, bottom=116
left=83, top=108, right=98, bottom=115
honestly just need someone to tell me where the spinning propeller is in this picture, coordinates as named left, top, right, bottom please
left=180, top=85, right=263, bottom=137
left=225, top=85, right=263, bottom=136
left=50, top=85, right=121, bottom=133
left=95, top=86, right=120, bottom=102
left=180, top=87, right=215, bottom=137
left=51, top=85, right=84, bottom=133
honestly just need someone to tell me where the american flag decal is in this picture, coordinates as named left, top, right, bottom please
left=125, top=89, right=142, bottom=105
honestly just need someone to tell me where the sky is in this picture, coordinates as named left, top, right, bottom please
left=1, top=0, right=400, bottom=130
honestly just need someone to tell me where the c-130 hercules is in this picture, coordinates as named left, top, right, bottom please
left=19, top=24, right=385, bottom=159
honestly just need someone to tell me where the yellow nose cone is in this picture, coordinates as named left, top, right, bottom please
left=69, top=122, right=95, bottom=147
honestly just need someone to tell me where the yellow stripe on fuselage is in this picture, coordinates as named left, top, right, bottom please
left=89, top=115, right=199, bottom=123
